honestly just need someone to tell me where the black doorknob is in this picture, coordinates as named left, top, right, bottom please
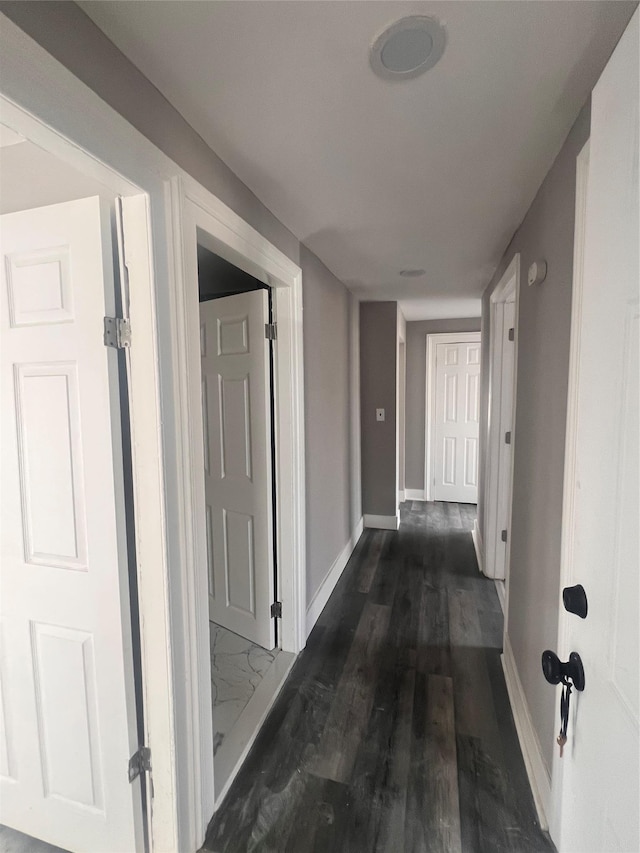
left=563, top=584, right=588, bottom=618
left=541, top=650, right=585, bottom=691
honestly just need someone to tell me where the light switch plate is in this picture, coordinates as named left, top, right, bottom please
left=376, top=408, right=385, bottom=422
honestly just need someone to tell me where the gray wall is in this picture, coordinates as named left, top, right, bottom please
left=2, top=1, right=360, bottom=609
left=360, top=302, right=398, bottom=517
left=301, top=247, right=357, bottom=600
left=405, top=318, right=482, bottom=492
left=478, top=100, right=591, bottom=773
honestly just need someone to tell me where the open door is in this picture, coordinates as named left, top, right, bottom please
left=0, top=197, right=143, bottom=852
left=200, top=289, right=276, bottom=650
left=553, top=11, right=639, bottom=852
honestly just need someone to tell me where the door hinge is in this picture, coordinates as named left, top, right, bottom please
left=508, top=327, right=515, bottom=342
left=104, top=316, right=131, bottom=349
left=128, top=746, right=151, bottom=783
left=501, top=529, right=508, bottom=543
left=505, top=431, right=512, bottom=445
left=265, top=323, right=277, bottom=341
left=270, top=601, right=282, bottom=619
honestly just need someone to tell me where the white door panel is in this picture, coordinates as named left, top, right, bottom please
left=554, top=12, right=639, bottom=852
left=200, top=290, right=275, bottom=650
left=433, top=338, right=481, bottom=503
left=0, top=198, right=142, bottom=852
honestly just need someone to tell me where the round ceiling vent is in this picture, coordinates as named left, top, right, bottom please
left=370, top=16, right=446, bottom=81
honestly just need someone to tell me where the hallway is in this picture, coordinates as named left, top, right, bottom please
left=203, top=502, right=554, bottom=852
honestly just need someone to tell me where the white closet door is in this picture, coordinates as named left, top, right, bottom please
left=200, top=290, right=275, bottom=650
left=0, top=198, right=142, bottom=852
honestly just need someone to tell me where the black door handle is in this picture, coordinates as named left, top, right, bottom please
left=542, top=650, right=585, bottom=692
left=542, top=650, right=585, bottom=757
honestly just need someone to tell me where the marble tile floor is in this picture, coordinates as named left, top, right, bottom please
left=210, top=622, right=279, bottom=756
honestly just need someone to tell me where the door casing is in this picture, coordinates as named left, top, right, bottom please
left=483, top=254, right=520, bottom=623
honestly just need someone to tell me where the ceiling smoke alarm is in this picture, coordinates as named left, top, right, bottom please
left=370, top=16, right=447, bottom=81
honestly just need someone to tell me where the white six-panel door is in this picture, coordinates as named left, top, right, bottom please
left=433, top=336, right=481, bottom=503
left=0, top=198, right=142, bottom=852
left=200, top=290, right=275, bottom=650
left=554, top=11, right=639, bottom=852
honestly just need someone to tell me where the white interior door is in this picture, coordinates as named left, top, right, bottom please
left=200, top=290, right=275, bottom=650
left=433, top=336, right=481, bottom=503
left=553, top=12, right=638, bottom=853
left=494, top=299, right=516, bottom=580
left=0, top=198, right=142, bottom=852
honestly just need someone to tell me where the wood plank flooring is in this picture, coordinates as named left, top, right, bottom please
left=202, top=501, right=555, bottom=853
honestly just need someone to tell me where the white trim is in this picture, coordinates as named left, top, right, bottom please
left=306, top=517, right=364, bottom=637
left=550, top=138, right=590, bottom=843
left=349, top=293, right=362, bottom=547
left=501, top=633, right=551, bottom=831
left=364, top=513, right=399, bottom=530
left=494, top=579, right=505, bottom=613
left=483, top=253, right=520, bottom=642
left=405, top=488, right=426, bottom=501
left=471, top=519, right=484, bottom=574
left=425, top=331, right=482, bottom=501
left=213, top=650, right=296, bottom=807
left=397, top=489, right=406, bottom=504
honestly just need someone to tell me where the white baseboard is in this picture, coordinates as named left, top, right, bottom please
left=364, top=513, right=399, bottom=530
left=213, top=650, right=296, bottom=806
left=405, top=488, right=426, bottom=501
left=305, top=517, right=364, bottom=637
left=501, top=633, right=551, bottom=830
left=471, top=519, right=484, bottom=574
left=494, top=579, right=505, bottom=613
left=397, top=489, right=405, bottom=505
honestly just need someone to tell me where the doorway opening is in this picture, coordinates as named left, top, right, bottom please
left=482, top=254, right=520, bottom=615
left=175, top=179, right=305, bottom=808
left=196, top=243, right=286, bottom=795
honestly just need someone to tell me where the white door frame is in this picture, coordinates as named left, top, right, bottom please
left=425, top=331, right=481, bottom=502
left=549, top=139, right=590, bottom=841
left=397, top=331, right=406, bottom=507
left=0, top=15, right=306, bottom=852
left=172, top=174, right=306, bottom=655
left=483, top=255, right=520, bottom=618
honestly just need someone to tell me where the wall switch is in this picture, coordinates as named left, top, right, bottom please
left=376, top=408, right=385, bottom=422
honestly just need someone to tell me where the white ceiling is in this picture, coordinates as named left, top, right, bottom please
left=81, top=1, right=634, bottom=320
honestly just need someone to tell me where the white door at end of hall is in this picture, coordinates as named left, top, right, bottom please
left=200, top=289, right=275, bottom=650
left=433, top=337, right=481, bottom=503
left=554, top=11, right=639, bottom=853
left=0, top=198, right=143, bottom=852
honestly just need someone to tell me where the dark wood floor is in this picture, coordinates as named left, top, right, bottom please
left=203, top=501, right=555, bottom=853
